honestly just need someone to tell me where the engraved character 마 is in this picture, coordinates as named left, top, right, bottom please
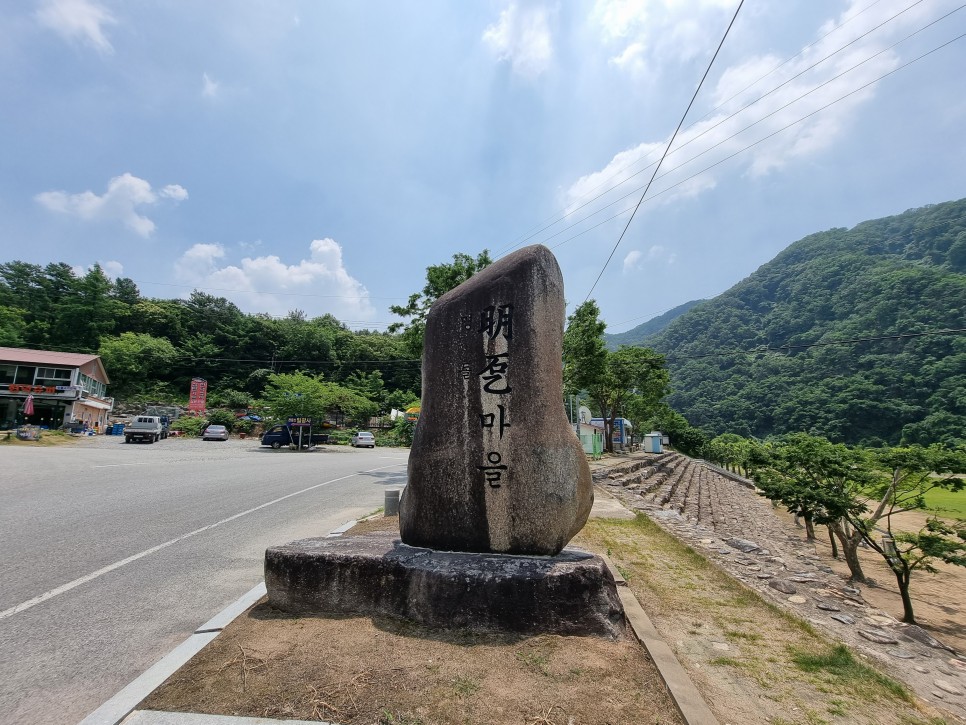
left=480, top=404, right=510, bottom=438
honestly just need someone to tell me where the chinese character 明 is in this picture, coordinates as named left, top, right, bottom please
left=480, top=304, right=513, bottom=340
left=480, top=404, right=510, bottom=438
left=479, top=353, right=511, bottom=394
left=477, top=451, right=508, bottom=488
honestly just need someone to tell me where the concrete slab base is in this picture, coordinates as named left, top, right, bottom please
left=265, top=531, right=626, bottom=638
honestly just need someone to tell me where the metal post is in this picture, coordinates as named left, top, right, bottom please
left=384, top=489, right=400, bottom=516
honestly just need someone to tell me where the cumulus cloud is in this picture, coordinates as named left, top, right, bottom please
left=35, top=173, right=188, bottom=236
left=36, top=0, right=116, bottom=54
left=623, top=245, right=675, bottom=273
left=70, top=260, right=124, bottom=279
left=202, top=72, right=219, bottom=98
left=593, top=0, right=734, bottom=68
left=173, top=239, right=376, bottom=321
left=483, top=3, right=554, bottom=79
left=567, top=0, right=924, bottom=216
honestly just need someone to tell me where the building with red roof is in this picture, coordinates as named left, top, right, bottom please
left=0, top=347, right=113, bottom=430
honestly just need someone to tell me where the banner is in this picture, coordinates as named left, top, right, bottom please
left=188, top=378, right=208, bottom=412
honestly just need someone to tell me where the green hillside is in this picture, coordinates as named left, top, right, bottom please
left=644, top=198, right=966, bottom=447
left=604, top=299, right=705, bottom=350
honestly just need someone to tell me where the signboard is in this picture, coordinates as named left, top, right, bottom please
left=188, top=378, right=208, bottom=412
left=287, top=416, right=312, bottom=427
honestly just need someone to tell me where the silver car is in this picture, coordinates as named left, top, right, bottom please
left=350, top=431, right=375, bottom=448
left=202, top=424, right=229, bottom=441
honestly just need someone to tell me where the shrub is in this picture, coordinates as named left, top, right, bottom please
left=171, top=417, right=208, bottom=437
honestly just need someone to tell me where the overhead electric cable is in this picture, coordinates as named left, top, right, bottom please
left=539, top=29, right=966, bottom=253
left=497, top=0, right=948, bottom=259
left=584, top=0, right=746, bottom=302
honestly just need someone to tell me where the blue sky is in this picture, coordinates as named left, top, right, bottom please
left=2, top=0, right=964, bottom=334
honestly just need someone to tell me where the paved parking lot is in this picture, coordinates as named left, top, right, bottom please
left=0, top=435, right=408, bottom=725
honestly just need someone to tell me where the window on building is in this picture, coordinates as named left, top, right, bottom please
left=14, top=366, right=36, bottom=384
left=0, top=365, right=14, bottom=385
left=80, top=373, right=106, bottom=398
left=35, top=367, right=72, bottom=386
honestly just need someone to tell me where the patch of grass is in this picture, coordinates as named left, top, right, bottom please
left=709, top=656, right=744, bottom=667
left=451, top=675, right=480, bottom=697
left=515, top=649, right=551, bottom=676
left=920, top=487, right=966, bottom=517
left=789, top=644, right=911, bottom=702
left=724, top=629, right=762, bottom=642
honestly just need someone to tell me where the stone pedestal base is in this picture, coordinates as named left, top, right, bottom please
left=265, top=532, right=625, bottom=638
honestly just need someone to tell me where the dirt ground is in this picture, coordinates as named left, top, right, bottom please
left=140, top=453, right=966, bottom=725
left=143, top=515, right=683, bottom=725
left=808, top=509, right=966, bottom=655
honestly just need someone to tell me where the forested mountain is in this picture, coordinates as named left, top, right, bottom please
left=0, top=264, right=420, bottom=409
left=604, top=299, right=705, bottom=350
left=643, top=198, right=966, bottom=447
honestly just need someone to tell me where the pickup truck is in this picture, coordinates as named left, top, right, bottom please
left=260, top=424, right=330, bottom=449
left=125, top=416, right=164, bottom=444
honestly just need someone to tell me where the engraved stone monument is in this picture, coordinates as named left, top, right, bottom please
left=265, top=245, right=623, bottom=638
left=399, top=244, right=593, bottom=555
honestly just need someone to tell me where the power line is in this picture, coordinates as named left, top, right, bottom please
left=583, top=0, right=746, bottom=302
left=499, top=0, right=957, bottom=262
left=537, top=28, right=966, bottom=255
left=660, top=328, right=966, bottom=362
left=132, top=279, right=406, bottom=301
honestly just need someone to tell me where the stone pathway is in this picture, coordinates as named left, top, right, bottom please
left=593, top=452, right=966, bottom=722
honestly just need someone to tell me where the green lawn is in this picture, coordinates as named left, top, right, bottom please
left=920, top=486, right=966, bottom=517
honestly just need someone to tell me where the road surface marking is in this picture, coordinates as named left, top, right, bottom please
left=93, top=463, right=150, bottom=468
left=0, top=463, right=405, bottom=621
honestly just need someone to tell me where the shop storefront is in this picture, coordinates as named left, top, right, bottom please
left=0, top=347, right=113, bottom=430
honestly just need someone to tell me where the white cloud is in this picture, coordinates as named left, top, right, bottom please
left=593, top=0, right=734, bottom=68
left=70, top=260, right=124, bottom=279
left=102, top=260, right=124, bottom=278
left=36, top=0, right=116, bottom=54
left=202, top=72, right=219, bottom=98
left=173, top=239, right=376, bottom=321
left=483, top=3, right=554, bottom=79
left=35, top=173, right=188, bottom=236
left=567, top=0, right=923, bottom=216
left=622, top=250, right=643, bottom=273
left=623, top=245, right=675, bottom=273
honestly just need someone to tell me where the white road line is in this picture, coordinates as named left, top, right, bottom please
left=93, top=463, right=150, bottom=468
left=0, top=463, right=405, bottom=622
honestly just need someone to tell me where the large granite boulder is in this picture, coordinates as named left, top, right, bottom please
left=399, top=244, right=593, bottom=555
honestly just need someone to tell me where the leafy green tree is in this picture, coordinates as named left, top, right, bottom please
left=845, top=445, right=966, bottom=623
left=259, top=372, right=377, bottom=427
left=205, top=409, right=238, bottom=431
left=754, top=433, right=877, bottom=581
left=563, top=301, right=669, bottom=452
left=98, top=332, right=177, bottom=397
left=389, top=250, right=492, bottom=356
left=704, top=433, right=753, bottom=475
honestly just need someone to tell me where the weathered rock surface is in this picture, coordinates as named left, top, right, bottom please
left=400, top=244, right=593, bottom=555
left=265, top=532, right=625, bottom=638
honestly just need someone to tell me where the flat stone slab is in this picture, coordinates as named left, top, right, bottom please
left=265, top=532, right=626, bottom=638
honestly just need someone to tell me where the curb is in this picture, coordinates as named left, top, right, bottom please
left=600, top=553, right=721, bottom=725
left=76, top=519, right=357, bottom=725
left=81, top=516, right=718, bottom=725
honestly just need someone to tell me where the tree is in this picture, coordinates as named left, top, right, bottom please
left=843, top=445, right=966, bottom=623
left=258, top=372, right=378, bottom=428
left=389, top=250, right=492, bottom=356
left=563, top=301, right=669, bottom=452
left=753, top=433, right=877, bottom=581
left=98, top=332, right=177, bottom=398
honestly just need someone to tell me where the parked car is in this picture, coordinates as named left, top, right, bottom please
left=202, top=424, right=229, bottom=441
left=259, top=424, right=330, bottom=449
left=351, top=431, right=376, bottom=448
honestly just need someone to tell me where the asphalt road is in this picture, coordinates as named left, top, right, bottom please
left=0, top=435, right=409, bottom=725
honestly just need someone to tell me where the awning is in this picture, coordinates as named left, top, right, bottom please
left=74, top=398, right=114, bottom=411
